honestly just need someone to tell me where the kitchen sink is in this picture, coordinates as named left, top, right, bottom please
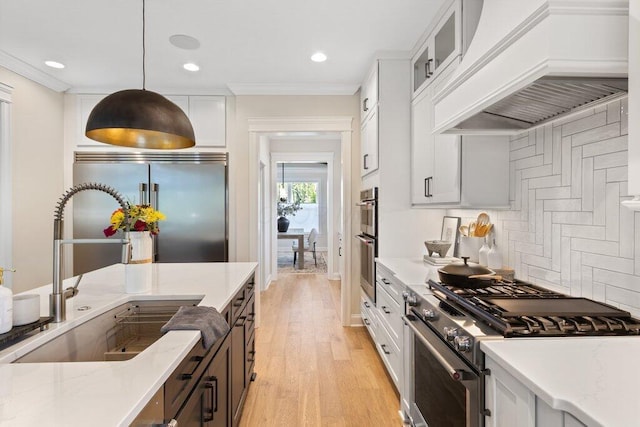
left=13, top=299, right=201, bottom=363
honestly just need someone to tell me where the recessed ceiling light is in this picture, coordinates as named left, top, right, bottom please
left=44, top=60, right=65, bottom=69
left=170, top=34, right=201, bottom=50
left=311, top=52, right=327, bottom=63
left=183, top=63, right=200, bottom=72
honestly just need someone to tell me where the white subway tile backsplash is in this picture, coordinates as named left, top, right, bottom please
left=560, top=224, right=606, bottom=240
left=571, top=147, right=582, bottom=197
left=570, top=238, right=618, bottom=256
left=607, top=166, right=628, bottom=183
left=582, top=135, right=627, bottom=157
left=593, top=151, right=627, bottom=169
left=536, top=186, right=571, bottom=200
left=581, top=157, right=594, bottom=211
left=581, top=252, right=633, bottom=274
left=562, top=111, right=606, bottom=136
left=593, top=169, right=607, bottom=225
left=605, top=182, right=620, bottom=241
left=543, top=199, right=582, bottom=211
left=571, top=122, right=619, bottom=146
left=561, top=136, right=572, bottom=186
left=449, top=96, right=640, bottom=313
left=607, top=100, right=621, bottom=124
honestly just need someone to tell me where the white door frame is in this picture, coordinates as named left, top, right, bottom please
left=271, top=152, right=335, bottom=281
left=248, top=116, right=353, bottom=326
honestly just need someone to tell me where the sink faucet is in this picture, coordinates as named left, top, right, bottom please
left=52, top=182, right=131, bottom=323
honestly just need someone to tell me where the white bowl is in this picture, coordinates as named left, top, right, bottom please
left=13, top=294, right=40, bottom=326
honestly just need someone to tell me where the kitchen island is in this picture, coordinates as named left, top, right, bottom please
left=0, top=262, right=257, bottom=426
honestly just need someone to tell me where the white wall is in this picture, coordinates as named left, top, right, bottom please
left=449, top=97, right=640, bottom=316
left=0, top=66, right=64, bottom=293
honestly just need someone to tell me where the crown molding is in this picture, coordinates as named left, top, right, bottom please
left=227, top=83, right=359, bottom=96
left=0, top=50, right=70, bottom=93
left=68, top=85, right=233, bottom=96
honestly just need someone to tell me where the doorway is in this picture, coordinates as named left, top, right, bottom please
left=248, top=117, right=353, bottom=326
left=0, top=83, right=13, bottom=287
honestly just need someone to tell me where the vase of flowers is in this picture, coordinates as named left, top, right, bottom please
left=104, top=204, right=165, bottom=293
left=277, top=199, right=302, bottom=232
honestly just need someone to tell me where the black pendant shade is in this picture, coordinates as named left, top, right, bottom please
left=85, top=89, right=195, bottom=149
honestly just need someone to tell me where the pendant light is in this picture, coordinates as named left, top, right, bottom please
left=85, top=0, right=195, bottom=149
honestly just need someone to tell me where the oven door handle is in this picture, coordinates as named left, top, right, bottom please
left=355, top=234, right=374, bottom=245
left=403, top=315, right=464, bottom=382
left=355, top=201, right=376, bottom=207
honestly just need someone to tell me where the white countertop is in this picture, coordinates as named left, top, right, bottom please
left=0, top=262, right=257, bottom=427
left=482, top=334, right=640, bottom=426
left=375, top=257, right=440, bottom=286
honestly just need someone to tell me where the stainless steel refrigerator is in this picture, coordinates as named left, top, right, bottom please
left=72, top=152, right=228, bottom=275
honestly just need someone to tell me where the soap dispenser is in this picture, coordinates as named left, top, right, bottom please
left=478, top=237, right=491, bottom=267
left=0, top=268, right=14, bottom=334
left=487, top=240, right=503, bottom=270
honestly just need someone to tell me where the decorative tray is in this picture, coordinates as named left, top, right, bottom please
left=0, top=317, right=53, bottom=349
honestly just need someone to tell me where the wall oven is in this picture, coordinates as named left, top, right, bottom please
left=355, top=187, right=378, bottom=303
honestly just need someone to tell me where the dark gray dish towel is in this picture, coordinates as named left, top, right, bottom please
left=161, top=306, right=230, bottom=350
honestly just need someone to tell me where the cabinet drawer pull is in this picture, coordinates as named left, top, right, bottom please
left=381, top=278, right=390, bottom=285
left=364, top=318, right=370, bottom=326
left=381, top=344, right=391, bottom=355
left=363, top=153, right=369, bottom=170
left=235, top=316, right=247, bottom=327
left=381, top=306, right=391, bottom=314
left=364, top=301, right=370, bottom=308
left=363, top=97, right=369, bottom=112
left=180, top=373, right=193, bottom=381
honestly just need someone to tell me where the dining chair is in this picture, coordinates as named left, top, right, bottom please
left=292, top=228, right=318, bottom=267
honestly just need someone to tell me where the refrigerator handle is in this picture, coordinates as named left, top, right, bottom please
left=151, top=183, right=159, bottom=262
left=139, top=183, right=148, bottom=205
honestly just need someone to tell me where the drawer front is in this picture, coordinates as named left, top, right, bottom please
left=376, top=284, right=403, bottom=345
left=376, top=317, right=401, bottom=390
left=361, top=296, right=378, bottom=339
left=375, top=264, right=404, bottom=304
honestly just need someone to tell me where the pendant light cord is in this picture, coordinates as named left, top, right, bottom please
left=142, top=0, right=146, bottom=90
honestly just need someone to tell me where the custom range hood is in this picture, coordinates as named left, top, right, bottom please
left=433, top=0, right=629, bottom=134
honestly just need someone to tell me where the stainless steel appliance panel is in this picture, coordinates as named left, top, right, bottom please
left=404, top=314, right=482, bottom=427
left=73, top=162, right=149, bottom=274
left=152, top=163, right=227, bottom=263
left=356, top=234, right=376, bottom=302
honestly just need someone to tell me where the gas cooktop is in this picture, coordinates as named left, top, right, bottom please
left=428, top=279, right=640, bottom=337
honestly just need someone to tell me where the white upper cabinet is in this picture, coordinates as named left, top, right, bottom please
left=361, top=105, right=379, bottom=176
left=412, top=0, right=461, bottom=95
left=360, top=63, right=379, bottom=123
left=74, top=94, right=226, bottom=150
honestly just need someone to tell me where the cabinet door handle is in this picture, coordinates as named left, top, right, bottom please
left=363, top=154, right=369, bottom=170
left=235, top=315, right=247, bottom=327
left=381, top=344, right=391, bottom=355
left=363, top=97, right=369, bottom=112
left=364, top=318, right=370, bottom=326
left=425, top=58, right=433, bottom=77
left=424, top=177, right=433, bottom=198
left=381, top=306, right=391, bottom=314
left=364, top=301, right=370, bottom=308
left=204, top=376, right=218, bottom=422
left=339, top=247, right=342, bottom=257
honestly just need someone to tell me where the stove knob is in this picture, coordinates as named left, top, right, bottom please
left=454, top=336, right=471, bottom=353
left=402, top=291, right=418, bottom=306
left=422, top=308, right=437, bottom=321
left=443, top=327, right=459, bottom=341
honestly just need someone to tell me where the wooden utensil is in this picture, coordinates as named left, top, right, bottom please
left=459, top=225, right=469, bottom=237
left=469, top=222, right=477, bottom=237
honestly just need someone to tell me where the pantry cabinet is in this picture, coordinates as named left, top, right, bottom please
left=73, top=94, right=226, bottom=149
left=360, top=104, right=379, bottom=176
left=484, top=356, right=586, bottom=427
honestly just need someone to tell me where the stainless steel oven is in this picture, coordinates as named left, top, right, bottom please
left=356, top=188, right=378, bottom=302
left=404, top=313, right=482, bottom=427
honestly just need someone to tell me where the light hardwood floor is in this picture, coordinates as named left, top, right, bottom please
left=239, top=273, right=403, bottom=427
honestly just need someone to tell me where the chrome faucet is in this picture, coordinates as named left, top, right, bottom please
left=52, top=182, right=131, bottom=323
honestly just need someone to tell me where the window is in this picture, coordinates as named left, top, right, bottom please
left=278, top=182, right=319, bottom=232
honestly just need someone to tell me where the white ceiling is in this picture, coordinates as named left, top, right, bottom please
left=0, top=0, right=445, bottom=95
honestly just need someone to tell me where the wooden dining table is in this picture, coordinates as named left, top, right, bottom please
left=277, top=229, right=305, bottom=269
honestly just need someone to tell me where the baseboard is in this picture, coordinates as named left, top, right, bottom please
left=351, top=313, right=364, bottom=326
left=328, top=272, right=341, bottom=280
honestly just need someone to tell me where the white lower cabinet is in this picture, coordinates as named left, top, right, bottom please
left=361, top=262, right=407, bottom=395
left=485, top=356, right=586, bottom=427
